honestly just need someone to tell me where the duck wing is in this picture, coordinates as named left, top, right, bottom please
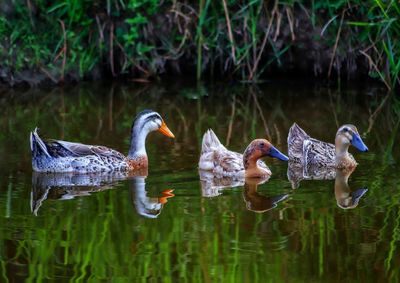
left=304, top=138, right=336, bottom=167
left=288, top=123, right=336, bottom=167
left=47, top=140, right=126, bottom=161
left=213, top=150, right=244, bottom=177
left=31, top=128, right=125, bottom=161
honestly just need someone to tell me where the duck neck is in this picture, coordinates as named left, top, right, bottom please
left=127, top=123, right=149, bottom=161
left=244, top=155, right=268, bottom=178
left=335, top=136, right=351, bottom=164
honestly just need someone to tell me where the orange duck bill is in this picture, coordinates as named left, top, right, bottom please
left=158, top=121, right=175, bottom=138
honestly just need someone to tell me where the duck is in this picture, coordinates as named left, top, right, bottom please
left=198, top=129, right=288, bottom=179
left=287, top=123, right=368, bottom=169
left=30, top=110, right=175, bottom=173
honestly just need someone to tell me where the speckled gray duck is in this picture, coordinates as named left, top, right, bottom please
left=287, top=123, right=368, bottom=169
left=30, top=110, right=175, bottom=173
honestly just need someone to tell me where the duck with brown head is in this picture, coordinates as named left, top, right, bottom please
left=199, top=129, right=288, bottom=179
left=243, top=139, right=289, bottom=178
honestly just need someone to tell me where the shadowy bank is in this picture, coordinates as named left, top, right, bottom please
left=0, top=0, right=398, bottom=90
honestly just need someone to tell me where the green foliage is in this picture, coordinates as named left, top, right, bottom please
left=346, top=0, right=400, bottom=90
left=0, top=0, right=398, bottom=88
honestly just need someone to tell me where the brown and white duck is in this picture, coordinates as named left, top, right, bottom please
left=198, top=129, right=288, bottom=179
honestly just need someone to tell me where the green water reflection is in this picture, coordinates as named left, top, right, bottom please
left=0, top=82, right=399, bottom=282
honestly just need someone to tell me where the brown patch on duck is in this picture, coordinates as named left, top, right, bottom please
left=243, top=146, right=258, bottom=170
left=127, top=156, right=148, bottom=171
left=336, top=155, right=357, bottom=169
left=127, top=167, right=148, bottom=177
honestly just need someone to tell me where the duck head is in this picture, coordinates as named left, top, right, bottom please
left=335, top=124, right=368, bottom=153
left=243, top=139, right=288, bottom=178
left=128, top=110, right=175, bottom=159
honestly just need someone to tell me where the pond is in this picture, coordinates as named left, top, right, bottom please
left=0, top=82, right=399, bottom=282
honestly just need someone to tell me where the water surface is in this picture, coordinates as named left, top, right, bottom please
left=0, top=82, right=399, bottom=282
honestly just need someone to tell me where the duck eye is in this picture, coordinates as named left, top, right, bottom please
left=343, top=128, right=349, bottom=132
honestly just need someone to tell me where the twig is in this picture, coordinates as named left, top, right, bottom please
left=27, top=0, right=35, bottom=28
left=108, top=86, right=114, bottom=131
left=58, top=20, right=67, bottom=83
left=328, top=89, right=339, bottom=128
left=96, top=15, right=105, bottom=42
left=285, top=7, right=295, bottom=41
left=251, top=89, right=271, bottom=141
left=328, top=11, right=344, bottom=78
left=115, top=40, right=150, bottom=76
left=273, top=9, right=282, bottom=41
left=226, top=96, right=236, bottom=146
left=109, top=21, right=116, bottom=77
left=274, top=123, right=281, bottom=145
left=170, top=9, right=191, bottom=21
left=320, top=14, right=339, bottom=37
left=221, top=0, right=236, bottom=63
left=40, top=67, right=58, bottom=84
left=248, top=1, right=277, bottom=80
left=360, top=50, right=391, bottom=90
left=365, top=93, right=390, bottom=135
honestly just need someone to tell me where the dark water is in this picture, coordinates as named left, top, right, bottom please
left=0, top=82, right=399, bottom=282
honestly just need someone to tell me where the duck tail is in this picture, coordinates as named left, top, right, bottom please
left=201, top=129, right=225, bottom=154
left=287, top=123, right=309, bottom=162
left=30, top=128, right=51, bottom=158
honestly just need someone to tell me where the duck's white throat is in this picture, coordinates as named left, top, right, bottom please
left=128, top=125, right=153, bottom=159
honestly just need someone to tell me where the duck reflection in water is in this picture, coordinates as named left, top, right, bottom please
left=199, top=169, right=269, bottom=197
left=31, top=170, right=174, bottom=218
left=129, top=177, right=174, bottom=218
left=243, top=178, right=289, bottom=213
left=31, top=171, right=128, bottom=215
left=334, top=168, right=368, bottom=209
left=287, top=163, right=368, bottom=209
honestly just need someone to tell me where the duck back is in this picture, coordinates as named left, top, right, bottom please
left=288, top=123, right=310, bottom=163
left=288, top=123, right=336, bottom=167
